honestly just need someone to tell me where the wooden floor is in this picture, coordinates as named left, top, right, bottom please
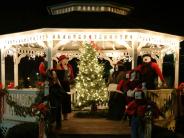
left=52, top=117, right=131, bottom=135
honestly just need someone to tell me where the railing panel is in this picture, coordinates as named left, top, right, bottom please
left=147, top=89, right=175, bottom=131
left=3, top=88, right=39, bottom=122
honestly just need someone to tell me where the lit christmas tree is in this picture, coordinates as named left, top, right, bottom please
left=75, top=42, right=108, bottom=109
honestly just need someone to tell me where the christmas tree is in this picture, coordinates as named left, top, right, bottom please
left=75, top=42, right=108, bottom=109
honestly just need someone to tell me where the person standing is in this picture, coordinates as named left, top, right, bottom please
left=107, top=61, right=128, bottom=120
left=39, top=54, right=48, bottom=82
left=56, top=55, right=74, bottom=120
left=49, top=70, right=65, bottom=130
left=125, top=90, right=147, bottom=138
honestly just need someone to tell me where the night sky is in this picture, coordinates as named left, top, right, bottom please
left=0, top=0, right=183, bottom=36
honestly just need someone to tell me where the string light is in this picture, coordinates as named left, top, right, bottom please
left=75, top=42, right=108, bottom=107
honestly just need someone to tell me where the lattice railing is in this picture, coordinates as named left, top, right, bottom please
left=147, top=89, right=176, bottom=131
left=3, top=89, right=38, bottom=122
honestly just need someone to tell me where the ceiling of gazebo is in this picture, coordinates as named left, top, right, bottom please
left=56, top=40, right=128, bottom=51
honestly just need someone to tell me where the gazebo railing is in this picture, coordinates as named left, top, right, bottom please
left=3, top=88, right=38, bottom=122
left=2, top=87, right=176, bottom=130
left=147, top=89, right=176, bottom=131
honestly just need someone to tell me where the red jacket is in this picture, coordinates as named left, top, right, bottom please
left=135, top=62, right=165, bottom=83
left=39, top=62, right=47, bottom=76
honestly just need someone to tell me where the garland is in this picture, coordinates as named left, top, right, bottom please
left=0, top=88, right=6, bottom=121
left=6, top=95, right=37, bottom=117
left=3, top=84, right=50, bottom=138
left=5, top=84, right=49, bottom=118
left=160, top=89, right=177, bottom=114
left=147, top=89, right=177, bottom=115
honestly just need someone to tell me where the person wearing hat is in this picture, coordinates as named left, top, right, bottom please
left=107, top=60, right=129, bottom=120
left=38, top=53, right=48, bottom=82
left=134, top=54, right=166, bottom=90
left=56, top=55, right=74, bottom=120
left=57, top=55, right=74, bottom=80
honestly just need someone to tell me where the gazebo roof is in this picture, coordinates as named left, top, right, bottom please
left=46, top=0, right=133, bottom=16
left=0, top=28, right=183, bottom=55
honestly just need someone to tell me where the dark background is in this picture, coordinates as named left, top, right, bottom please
left=0, top=0, right=183, bottom=36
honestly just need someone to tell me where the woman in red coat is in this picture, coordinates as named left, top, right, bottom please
left=39, top=54, right=48, bottom=82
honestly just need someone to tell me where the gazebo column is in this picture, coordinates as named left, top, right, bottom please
left=46, top=40, right=53, bottom=69
left=14, top=53, right=19, bottom=87
left=175, top=42, right=180, bottom=87
left=44, top=40, right=53, bottom=97
left=158, top=53, right=164, bottom=86
left=1, top=49, right=5, bottom=88
left=131, top=41, right=139, bottom=69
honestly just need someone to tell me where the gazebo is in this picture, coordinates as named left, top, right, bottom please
left=0, top=28, right=183, bottom=135
left=0, top=28, right=183, bottom=88
left=0, top=1, right=183, bottom=137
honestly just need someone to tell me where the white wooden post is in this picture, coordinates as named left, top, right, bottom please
left=158, top=53, right=164, bottom=86
left=46, top=40, right=53, bottom=69
left=44, top=40, right=53, bottom=96
left=1, top=48, right=5, bottom=88
left=131, top=41, right=138, bottom=69
left=174, top=42, right=180, bottom=88
left=14, top=53, right=18, bottom=87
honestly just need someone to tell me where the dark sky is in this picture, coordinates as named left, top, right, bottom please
left=0, top=0, right=183, bottom=36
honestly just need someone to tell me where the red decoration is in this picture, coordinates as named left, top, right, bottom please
left=36, top=81, right=44, bottom=87
left=90, top=41, right=101, bottom=51
left=177, top=82, right=184, bottom=91
left=32, top=103, right=48, bottom=114
left=7, top=82, right=14, bottom=89
left=0, top=82, right=3, bottom=89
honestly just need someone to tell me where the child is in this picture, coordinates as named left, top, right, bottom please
left=125, top=89, right=147, bottom=138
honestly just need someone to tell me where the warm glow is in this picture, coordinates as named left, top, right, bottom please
left=75, top=42, right=108, bottom=107
left=0, top=29, right=182, bottom=48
